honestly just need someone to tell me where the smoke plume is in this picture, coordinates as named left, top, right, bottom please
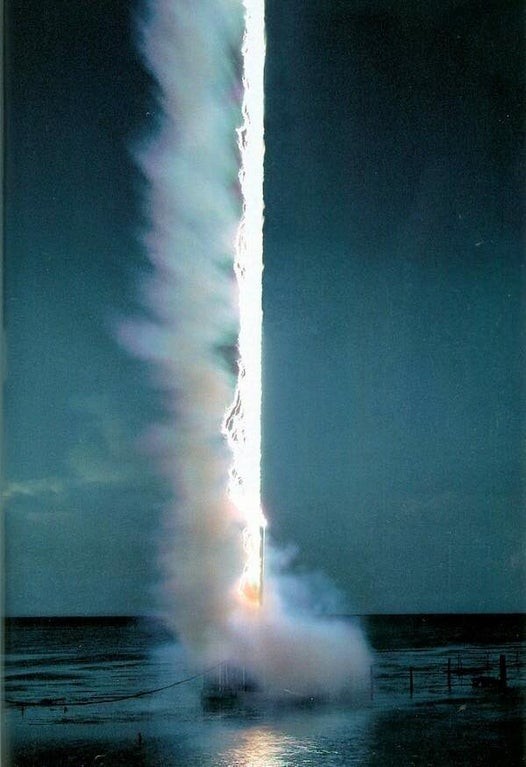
left=122, top=0, right=371, bottom=698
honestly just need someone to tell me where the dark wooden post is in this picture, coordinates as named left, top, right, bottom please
left=447, top=658, right=452, bottom=693
left=409, top=667, right=414, bottom=697
left=499, top=654, right=507, bottom=689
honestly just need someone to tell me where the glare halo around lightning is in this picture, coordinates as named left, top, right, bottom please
left=223, top=0, right=267, bottom=609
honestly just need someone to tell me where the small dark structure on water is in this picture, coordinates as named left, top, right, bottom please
left=471, top=654, right=508, bottom=691
left=201, top=663, right=260, bottom=708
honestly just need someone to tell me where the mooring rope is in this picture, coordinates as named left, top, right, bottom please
left=5, top=662, right=223, bottom=709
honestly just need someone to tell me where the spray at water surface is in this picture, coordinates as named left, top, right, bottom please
left=122, top=0, right=371, bottom=698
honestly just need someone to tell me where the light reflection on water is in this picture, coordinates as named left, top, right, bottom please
left=222, top=726, right=300, bottom=767
left=207, top=709, right=372, bottom=767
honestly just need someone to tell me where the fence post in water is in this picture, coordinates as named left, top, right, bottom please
left=499, top=654, right=507, bottom=689
left=409, top=667, right=414, bottom=697
left=370, top=665, right=374, bottom=701
left=447, top=658, right=452, bottom=693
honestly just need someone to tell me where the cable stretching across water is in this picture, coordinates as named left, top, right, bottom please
left=5, top=662, right=223, bottom=709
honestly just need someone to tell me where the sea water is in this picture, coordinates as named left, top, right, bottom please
left=3, top=615, right=524, bottom=766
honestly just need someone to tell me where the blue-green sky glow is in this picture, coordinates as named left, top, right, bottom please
left=4, top=0, right=524, bottom=615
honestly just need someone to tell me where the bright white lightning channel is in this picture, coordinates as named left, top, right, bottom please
left=223, top=0, right=266, bottom=608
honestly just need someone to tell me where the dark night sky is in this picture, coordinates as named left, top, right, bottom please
left=4, top=0, right=525, bottom=615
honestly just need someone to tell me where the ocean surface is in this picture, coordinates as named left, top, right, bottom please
left=3, top=614, right=525, bottom=766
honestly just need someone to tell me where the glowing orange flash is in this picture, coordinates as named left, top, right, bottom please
left=239, top=523, right=265, bottom=606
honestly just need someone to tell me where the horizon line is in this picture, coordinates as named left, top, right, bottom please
left=3, top=611, right=525, bottom=620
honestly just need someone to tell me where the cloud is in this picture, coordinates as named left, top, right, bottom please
left=3, top=394, right=156, bottom=508
left=2, top=477, right=65, bottom=503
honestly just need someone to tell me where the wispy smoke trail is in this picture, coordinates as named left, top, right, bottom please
left=123, top=0, right=371, bottom=698
left=121, top=0, right=244, bottom=657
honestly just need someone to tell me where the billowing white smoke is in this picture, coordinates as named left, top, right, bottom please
left=121, top=0, right=244, bottom=656
left=123, top=0, right=371, bottom=698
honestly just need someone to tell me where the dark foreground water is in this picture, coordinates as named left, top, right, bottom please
left=3, top=615, right=525, bottom=766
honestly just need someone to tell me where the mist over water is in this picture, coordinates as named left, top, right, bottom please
left=121, top=0, right=371, bottom=697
